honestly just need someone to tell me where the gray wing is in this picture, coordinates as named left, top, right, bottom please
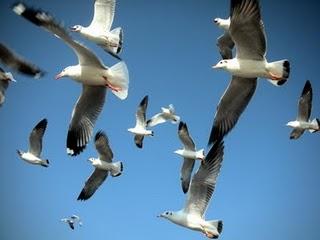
left=178, top=122, right=195, bottom=151
left=0, top=79, right=9, bottom=107
left=0, top=43, right=45, bottom=78
left=134, top=135, right=144, bottom=149
left=146, top=113, right=166, bottom=127
left=135, top=95, right=148, bottom=128
left=12, top=3, right=104, bottom=67
left=229, top=0, right=266, bottom=60
left=67, top=86, right=106, bottom=156
left=77, top=169, right=108, bottom=201
left=184, top=141, right=224, bottom=217
left=208, top=76, right=257, bottom=145
left=29, top=118, right=47, bottom=156
left=94, top=131, right=113, bottom=162
left=180, top=158, right=195, bottom=194
left=297, top=80, right=312, bottom=121
left=290, top=129, right=305, bottom=140
left=89, top=0, right=116, bottom=32
left=217, top=32, right=234, bottom=60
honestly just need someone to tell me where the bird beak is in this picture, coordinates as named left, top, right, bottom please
left=55, top=72, right=63, bottom=80
left=9, top=78, right=16, bottom=82
left=212, top=64, right=219, bottom=69
left=157, top=214, right=162, bottom=218
left=70, top=26, right=77, bottom=32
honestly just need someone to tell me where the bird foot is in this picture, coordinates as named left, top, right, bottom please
left=269, top=72, right=283, bottom=81
left=103, top=76, right=122, bottom=92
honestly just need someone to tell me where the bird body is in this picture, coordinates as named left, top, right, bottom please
left=174, top=149, right=205, bottom=160
left=17, top=150, right=49, bottom=167
left=147, top=104, right=180, bottom=127
left=88, top=157, right=122, bottom=177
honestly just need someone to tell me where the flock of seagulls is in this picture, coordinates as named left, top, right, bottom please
left=1, top=0, right=318, bottom=238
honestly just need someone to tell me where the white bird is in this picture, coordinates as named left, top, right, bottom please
left=287, top=80, right=319, bottom=139
left=61, top=215, right=83, bottom=230
left=17, top=118, right=49, bottom=167
left=13, top=3, right=129, bottom=156
left=159, top=141, right=224, bottom=239
left=70, top=0, right=123, bottom=60
left=0, top=42, right=45, bottom=79
left=208, top=0, right=290, bottom=146
left=78, top=131, right=123, bottom=201
left=174, top=121, right=205, bottom=193
left=128, top=95, right=153, bottom=148
left=147, top=104, right=180, bottom=128
left=0, top=67, right=16, bottom=107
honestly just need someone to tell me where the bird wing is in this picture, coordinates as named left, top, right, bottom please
left=289, top=129, right=305, bottom=140
left=94, top=131, right=113, bottom=162
left=135, top=95, right=148, bottom=128
left=178, top=122, right=195, bottom=151
left=77, top=169, right=108, bottom=201
left=134, top=135, right=145, bottom=149
left=180, top=158, right=195, bottom=194
left=229, top=0, right=266, bottom=60
left=217, top=32, right=234, bottom=60
left=208, top=76, right=257, bottom=145
left=184, top=141, right=224, bottom=217
left=146, top=113, right=166, bottom=127
left=29, top=118, right=47, bottom=156
left=67, top=85, right=106, bottom=156
left=89, top=0, right=116, bottom=32
left=12, top=3, right=104, bottom=67
left=0, top=43, right=45, bottom=78
left=297, top=80, right=312, bottom=121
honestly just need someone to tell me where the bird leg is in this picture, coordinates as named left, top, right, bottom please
left=268, top=71, right=283, bottom=81
left=103, top=76, right=122, bottom=92
left=201, top=225, right=214, bottom=239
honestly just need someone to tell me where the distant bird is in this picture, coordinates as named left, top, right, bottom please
left=78, top=131, right=123, bottom=201
left=0, top=43, right=45, bottom=78
left=17, top=118, right=49, bottom=167
left=287, top=80, right=319, bottom=139
left=147, top=104, right=180, bottom=128
left=174, top=122, right=205, bottom=193
left=158, top=141, right=224, bottom=239
left=12, top=2, right=129, bottom=156
left=128, top=95, right=153, bottom=148
left=70, top=0, right=123, bottom=60
left=208, top=0, right=290, bottom=146
left=213, top=18, right=234, bottom=60
left=0, top=67, right=16, bottom=107
left=61, top=215, right=83, bottom=230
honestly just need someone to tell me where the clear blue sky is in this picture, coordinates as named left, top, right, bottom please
left=0, top=0, right=319, bottom=239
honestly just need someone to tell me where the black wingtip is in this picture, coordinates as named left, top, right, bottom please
left=140, top=95, right=149, bottom=106
left=35, top=118, right=48, bottom=131
left=66, top=129, right=87, bottom=157
left=217, top=220, right=223, bottom=234
left=95, top=130, right=107, bottom=142
left=178, top=121, right=187, bottom=131
left=77, top=190, right=88, bottom=201
left=135, top=142, right=143, bottom=149
left=302, top=80, right=312, bottom=96
left=182, top=182, right=189, bottom=194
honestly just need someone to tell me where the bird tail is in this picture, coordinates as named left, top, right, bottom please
left=267, top=60, right=290, bottom=85
left=110, top=27, right=123, bottom=54
left=207, top=219, right=223, bottom=235
left=111, top=161, right=123, bottom=177
left=196, top=149, right=205, bottom=160
left=109, top=61, right=129, bottom=100
left=41, top=159, right=49, bottom=167
left=309, top=118, right=320, bottom=133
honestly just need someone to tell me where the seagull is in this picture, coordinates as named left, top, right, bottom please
left=12, top=2, right=129, bottom=156
left=208, top=0, right=290, bottom=146
left=147, top=104, right=180, bottom=128
left=213, top=18, right=234, bottom=60
left=212, top=0, right=290, bottom=84
left=128, top=95, right=153, bottom=148
left=0, top=43, right=45, bottom=79
left=287, top=80, right=320, bottom=139
left=174, top=121, right=205, bottom=193
left=70, top=0, right=123, bottom=60
left=0, top=67, right=16, bottom=107
left=78, top=131, right=123, bottom=201
left=61, top=215, right=83, bottom=230
left=17, top=118, right=49, bottom=167
left=158, top=141, right=224, bottom=239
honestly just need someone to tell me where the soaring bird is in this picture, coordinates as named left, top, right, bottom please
left=0, top=67, right=16, bottom=107
left=61, top=215, right=83, bottom=230
left=12, top=2, right=129, bottom=156
left=147, top=104, right=180, bottom=128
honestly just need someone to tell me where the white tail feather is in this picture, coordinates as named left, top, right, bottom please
left=110, top=161, right=123, bottom=177
left=196, top=149, right=205, bottom=159
left=110, top=27, right=123, bottom=54
left=109, top=61, right=129, bottom=100
left=267, top=60, right=290, bottom=80
left=309, top=118, right=320, bottom=133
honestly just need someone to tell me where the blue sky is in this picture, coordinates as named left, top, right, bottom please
left=0, top=0, right=319, bottom=239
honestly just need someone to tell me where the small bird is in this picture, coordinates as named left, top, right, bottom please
left=158, top=141, right=224, bottom=239
left=128, top=95, right=153, bottom=148
left=61, top=215, right=83, bottom=230
left=287, top=80, right=319, bottom=139
left=70, top=0, right=123, bottom=60
left=213, top=18, right=234, bottom=60
left=174, top=122, right=205, bottom=193
left=0, top=42, right=45, bottom=79
left=78, top=131, right=123, bottom=201
left=12, top=2, right=129, bottom=156
left=17, top=118, right=49, bottom=167
left=147, top=104, right=180, bottom=128
left=0, top=67, right=16, bottom=107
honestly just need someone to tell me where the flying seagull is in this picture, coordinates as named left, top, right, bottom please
left=147, top=104, right=180, bottom=128
left=159, top=141, right=224, bottom=239
left=174, top=121, right=205, bottom=193
left=213, top=18, right=234, bottom=60
left=0, top=67, right=16, bottom=107
left=208, top=0, right=290, bottom=146
left=70, top=0, right=123, bottom=60
left=287, top=80, right=319, bottom=139
left=0, top=43, right=45, bottom=78
left=128, top=95, right=153, bottom=148
left=12, top=2, right=129, bottom=156
left=17, top=118, right=49, bottom=167
left=61, top=215, right=83, bottom=230
left=78, top=131, right=123, bottom=201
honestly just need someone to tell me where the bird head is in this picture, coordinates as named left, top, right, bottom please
left=55, top=66, right=79, bottom=80
left=70, top=25, right=82, bottom=32
left=212, top=60, right=229, bottom=69
left=157, top=211, right=173, bottom=219
left=286, top=121, right=298, bottom=128
left=213, top=17, right=230, bottom=30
